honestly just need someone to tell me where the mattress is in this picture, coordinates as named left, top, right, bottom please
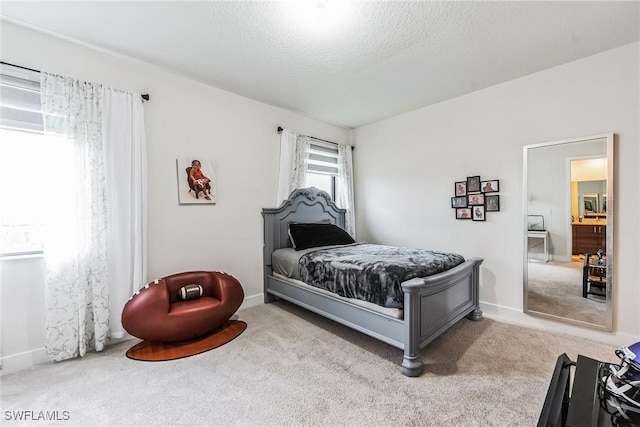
left=271, top=272, right=403, bottom=319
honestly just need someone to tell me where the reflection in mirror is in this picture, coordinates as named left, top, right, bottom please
left=523, top=134, right=613, bottom=331
left=581, top=193, right=599, bottom=217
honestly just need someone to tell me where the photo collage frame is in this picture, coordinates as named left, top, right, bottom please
left=452, top=176, right=500, bottom=221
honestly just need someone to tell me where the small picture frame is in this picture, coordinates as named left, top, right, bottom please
left=451, top=196, right=468, bottom=208
left=456, top=208, right=472, bottom=219
left=467, top=176, right=481, bottom=193
left=486, top=194, right=500, bottom=212
left=481, top=180, right=500, bottom=193
left=472, top=205, right=486, bottom=221
left=455, top=181, right=467, bottom=196
left=468, top=193, right=485, bottom=206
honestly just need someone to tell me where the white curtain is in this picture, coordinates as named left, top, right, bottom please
left=102, top=88, right=147, bottom=339
left=40, top=72, right=147, bottom=361
left=337, top=145, right=356, bottom=238
left=275, top=128, right=310, bottom=206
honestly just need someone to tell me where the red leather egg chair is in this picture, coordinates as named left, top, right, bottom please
left=121, top=271, right=244, bottom=343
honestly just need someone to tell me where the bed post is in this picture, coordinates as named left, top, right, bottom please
left=466, top=260, right=483, bottom=321
left=263, top=211, right=275, bottom=303
left=401, top=282, right=424, bottom=377
left=264, top=268, right=277, bottom=303
left=262, top=201, right=281, bottom=304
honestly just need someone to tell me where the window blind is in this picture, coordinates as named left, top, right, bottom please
left=308, top=142, right=338, bottom=175
left=0, top=73, right=43, bottom=133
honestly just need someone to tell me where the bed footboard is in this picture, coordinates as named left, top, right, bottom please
left=400, top=257, right=483, bottom=377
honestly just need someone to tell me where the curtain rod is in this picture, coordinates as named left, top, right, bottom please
left=0, top=61, right=150, bottom=101
left=277, top=126, right=353, bottom=150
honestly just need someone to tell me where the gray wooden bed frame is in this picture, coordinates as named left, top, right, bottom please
left=262, top=187, right=483, bottom=377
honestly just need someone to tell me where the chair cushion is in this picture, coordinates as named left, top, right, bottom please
left=170, top=296, right=220, bottom=316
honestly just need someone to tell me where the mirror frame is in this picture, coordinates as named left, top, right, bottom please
left=523, top=133, right=614, bottom=331
left=580, top=193, right=600, bottom=217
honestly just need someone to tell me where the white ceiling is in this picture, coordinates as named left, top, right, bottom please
left=1, top=1, right=639, bottom=128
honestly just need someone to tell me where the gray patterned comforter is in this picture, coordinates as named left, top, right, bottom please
left=299, top=243, right=465, bottom=309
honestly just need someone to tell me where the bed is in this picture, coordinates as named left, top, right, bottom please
left=262, top=187, right=483, bottom=377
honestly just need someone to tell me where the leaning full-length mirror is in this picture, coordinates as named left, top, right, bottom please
left=523, top=134, right=613, bottom=331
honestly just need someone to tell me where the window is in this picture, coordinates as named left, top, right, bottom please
left=0, top=69, right=51, bottom=256
left=2, top=129, right=44, bottom=255
left=306, top=142, right=340, bottom=200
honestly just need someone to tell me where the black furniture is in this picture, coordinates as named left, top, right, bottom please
left=538, top=354, right=615, bottom=427
left=538, top=353, right=574, bottom=427
left=583, top=253, right=606, bottom=299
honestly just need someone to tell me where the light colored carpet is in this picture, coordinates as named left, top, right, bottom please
left=527, top=260, right=607, bottom=325
left=1, top=300, right=617, bottom=426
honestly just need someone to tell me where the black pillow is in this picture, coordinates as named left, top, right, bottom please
left=288, top=223, right=355, bottom=250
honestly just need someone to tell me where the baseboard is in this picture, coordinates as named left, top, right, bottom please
left=480, top=301, right=637, bottom=347
left=239, top=293, right=264, bottom=312
left=1, top=347, right=51, bottom=374
left=110, top=330, right=126, bottom=340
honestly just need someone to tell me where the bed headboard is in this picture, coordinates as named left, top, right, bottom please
left=262, top=187, right=346, bottom=266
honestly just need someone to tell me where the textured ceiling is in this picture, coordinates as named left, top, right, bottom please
left=1, top=1, right=639, bottom=128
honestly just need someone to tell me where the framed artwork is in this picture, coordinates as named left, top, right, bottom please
left=468, top=193, right=485, bottom=206
left=452, top=175, right=500, bottom=221
left=481, top=180, right=500, bottom=193
left=467, top=175, right=481, bottom=193
left=451, top=196, right=468, bottom=208
left=177, top=158, right=217, bottom=205
left=472, top=205, right=486, bottom=221
left=486, top=195, right=500, bottom=212
left=456, top=208, right=472, bottom=219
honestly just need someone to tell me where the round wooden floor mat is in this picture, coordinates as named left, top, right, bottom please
left=126, top=320, right=247, bottom=361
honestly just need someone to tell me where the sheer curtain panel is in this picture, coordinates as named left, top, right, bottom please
left=276, top=128, right=310, bottom=206
left=41, top=72, right=147, bottom=361
left=41, top=73, right=109, bottom=361
left=337, top=144, right=356, bottom=238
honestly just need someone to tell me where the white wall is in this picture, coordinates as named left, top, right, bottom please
left=353, top=42, right=640, bottom=345
left=0, top=21, right=349, bottom=371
